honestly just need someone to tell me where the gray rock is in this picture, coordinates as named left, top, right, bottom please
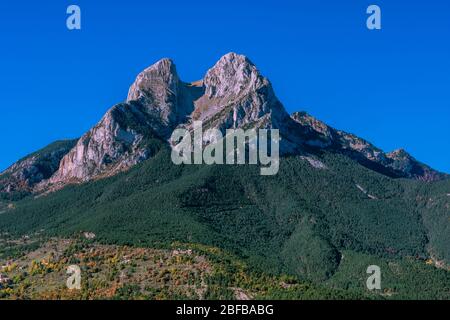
left=0, top=140, right=77, bottom=195
left=127, top=58, right=196, bottom=128
left=193, top=53, right=290, bottom=131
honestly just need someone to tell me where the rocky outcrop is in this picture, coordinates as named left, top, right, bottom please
left=0, top=140, right=77, bottom=196
left=385, top=149, right=447, bottom=181
left=44, top=104, right=151, bottom=185
left=291, top=111, right=447, bottom=181
left=41, top=58, right=200, bottom=188
left=127, top=58, right=198, bottom=129
left=192, top=53, right=290, bottom=130
left=188, top=53, right=303, bottom=153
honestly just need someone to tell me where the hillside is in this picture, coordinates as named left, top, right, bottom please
left=0, top=142, right=448, bottom=299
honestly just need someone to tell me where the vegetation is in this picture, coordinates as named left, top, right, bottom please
left=0, top=142, right=448, bottom=299
left=327, top=250, right=450, bottom=300
left=0, top=236, right=368, bottom=300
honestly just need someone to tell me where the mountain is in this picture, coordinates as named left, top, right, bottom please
left=2, top=52, right=445, bottom=197
left=1, top=142, right=449, bottom=298
left=0, top=53, right=448, bottom=299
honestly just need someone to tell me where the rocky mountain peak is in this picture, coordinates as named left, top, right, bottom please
left=39, top=58, right=199, bottom=190
left=127, top=58, right=179, bottom=102
left=190, top=52, right=291, bottom=138
left=203, top=52, right=268, bottom=99
left=127, top=58, right=187, bottom=127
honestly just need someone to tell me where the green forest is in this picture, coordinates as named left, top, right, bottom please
left=0, top=142, right=449, bottom=299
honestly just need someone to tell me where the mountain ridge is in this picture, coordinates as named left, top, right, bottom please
left=0, top=52, right=447, bottom=197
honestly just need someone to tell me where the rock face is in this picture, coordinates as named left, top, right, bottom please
left=45, top=104, right=152, bottom=185
left=127, top=58, right=197, bottom=128
left=0, top=140, right=77, bottom=196
left=42, top=59, right=199, bottom=188
left=194, top=53, right=291, bottom=129
left=4, top=52, right=447, bottom=194
left=190, top=53, right=303, bottom=153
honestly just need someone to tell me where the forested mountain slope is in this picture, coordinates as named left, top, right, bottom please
left=0, top=143, right=448, bottom=298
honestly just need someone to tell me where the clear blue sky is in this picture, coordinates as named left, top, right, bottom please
left=0, top=0, right=449, bottom=173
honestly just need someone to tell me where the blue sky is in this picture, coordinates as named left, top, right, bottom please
left=0, top=0, right=449, bottom=173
